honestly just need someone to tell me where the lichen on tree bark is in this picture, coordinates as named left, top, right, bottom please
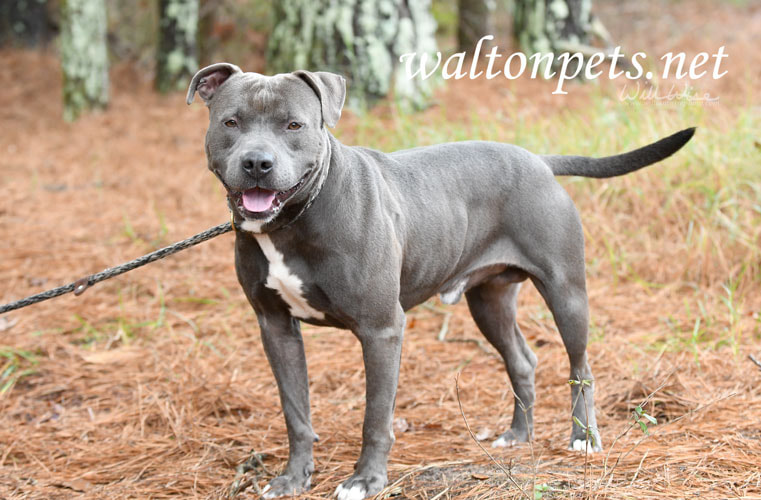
left=513, top=0, right=593, bottom=76
left=60, top=0, right=109, bottom=122
left=268, top=0, right=438, bottom=110
left=156, top=0, right=199, bottom=93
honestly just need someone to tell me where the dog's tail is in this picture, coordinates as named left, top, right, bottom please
left=542, top=128, right=695, bottom=178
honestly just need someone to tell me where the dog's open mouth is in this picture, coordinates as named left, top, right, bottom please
left=232, top=175, right=306, bottom=219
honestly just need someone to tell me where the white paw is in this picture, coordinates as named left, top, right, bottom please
left=570, top=439, right=596, bottom=453
left=492, top=436, right=515, bottom=448
left=335, top=483, right=367, bottom=500
left=262, top=484, right=275, bottom=498
left=261, top=484, right=275, bottom=499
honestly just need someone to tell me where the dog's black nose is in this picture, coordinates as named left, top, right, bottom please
left=241, top=151, right=274, bottom=176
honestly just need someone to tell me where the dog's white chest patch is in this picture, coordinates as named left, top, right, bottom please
left=253, top=234, right=325, bottom=320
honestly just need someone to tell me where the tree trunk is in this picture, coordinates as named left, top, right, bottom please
left=0, top=0, right=53, bottom=47
left=60, top=0, right=109, bottom=122
left=457, top=0, right=495, bottom=52
left=267, top=0, right=438, bottom=110
left=513, top=0, right=593, bottom=74
left=197, top=0, right=219, bottom=65
left=156, top=0, right=199, bottom=93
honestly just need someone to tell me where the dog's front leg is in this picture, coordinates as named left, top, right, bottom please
left=256, top=311, right=317, bottom=499
left=336, top=307, right=405, bottom=500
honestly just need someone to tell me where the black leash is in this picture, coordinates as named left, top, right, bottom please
left=0, top=221, right=233, bottom=315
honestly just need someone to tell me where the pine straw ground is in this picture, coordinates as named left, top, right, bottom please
left=1, top=1, right=761, bottom=498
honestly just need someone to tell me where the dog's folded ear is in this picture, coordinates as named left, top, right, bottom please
left=294, top=70, right=346, bottom=128
left=186, top=63, right=242, bottom=105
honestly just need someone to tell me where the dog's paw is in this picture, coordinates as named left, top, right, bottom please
left=492, top=435, right=518, bottom=448
left=491, top=429, right=530, bottom=448
left=261, top=472, right=311, bottom=499
left=569, top=438, right=603, bottom=454
left=334, top=471, right=387, bottom=500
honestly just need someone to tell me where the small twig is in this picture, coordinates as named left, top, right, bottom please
left=581, top=384, right=590, bottom=499
left=455, top=373, right=530, bottom=499
left=569, top=374, right=586, bottom=423
left=421, top=303, right=494, bottom=355
left=629, top=451, right=649, bottom=487
left=429, top=486, right=450, bottom=500
left=749, top=354, right=761, bottom=370
left=595, top=373, right=675, bottom=496
left=420, top=302, right=453, bottom=341
left=598, top=390, right=738, bottom=487
left=600, top=370, right=676, bottom=480
left=438, top=312, right=452, bottom=342
left=515, top=394, right=536, bottom=497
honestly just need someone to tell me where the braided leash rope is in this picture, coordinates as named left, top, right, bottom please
left=0, top=222, right=233, bottom=315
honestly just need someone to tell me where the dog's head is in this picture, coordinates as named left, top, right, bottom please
left=187, top=63, right=346, bottom=232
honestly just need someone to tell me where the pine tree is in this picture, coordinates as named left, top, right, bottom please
left=60, top=0, right=109, bottom=122
left=457, top=0, right=495, bottom=52
left=513, top=0, right=594, bottom=75
left=0, top=0, right=52, bottom=47
left=156, top=0, right=199, bottom=93
left=268, top=0, right=439, bottom=110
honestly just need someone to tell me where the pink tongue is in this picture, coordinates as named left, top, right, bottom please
left=242, top=188, right=276, bottom=212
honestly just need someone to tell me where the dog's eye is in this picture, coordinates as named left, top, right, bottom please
left=287, top=122, right=302, bottom=130
left=224, top=119, right=237, bottom=128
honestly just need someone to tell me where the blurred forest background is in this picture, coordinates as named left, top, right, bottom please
left=1, top=0, right=645, bottom=116
left=1, top=1, right=760, bottom=499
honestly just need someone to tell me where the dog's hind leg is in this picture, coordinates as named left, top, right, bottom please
left=531, top=267, right=602, bottom=453
left=503, top=175, right=602, bottom=453
left=466, top=279, right=538, bottom=447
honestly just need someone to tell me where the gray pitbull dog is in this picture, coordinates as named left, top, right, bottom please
left=186, top=62, right=694, bottom=500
